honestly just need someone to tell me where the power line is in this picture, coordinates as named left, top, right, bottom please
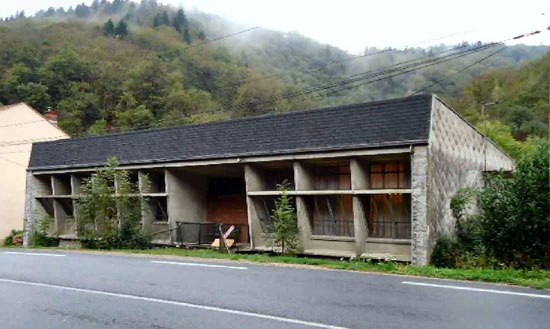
left=0, top=135, right=68, bottom=147
left=90, top=41, right=503, bottom=135
left=0, top=119, right=47, bottom=129
left=184, top=26, right=261, bottom=49
left=0, top=156, right=27, bottom=168
left=209, top=28, right=482, bottom=93
left=408, top=46, right=508, bottom=96
left=71, top=25, right=548, bottom=138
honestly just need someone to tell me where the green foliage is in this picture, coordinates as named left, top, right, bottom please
left=263, top=180, right=300, bottom=254
left=103, top=19, right=115, bottom=36
left=115, top=19, right=128, bottom=38
left=0, top=0, right=546, bottom=143
left=435, top=141, right=550, bottom=269
left=32, top=215, right=59, bottom=247
left=77, top=157, right=151, bottom=249
left=431, top=236, right=462, bottom=268
left=116, top=105, right=154, bottom=131
left=3, top=230, right=24, bottom=246
left=478, top=142, right=550, bottom=268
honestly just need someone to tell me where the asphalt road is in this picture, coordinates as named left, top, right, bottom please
left=0, top=249, right=549, bottom=329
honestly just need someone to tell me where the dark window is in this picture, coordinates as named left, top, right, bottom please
left=208, top=177, right=245, bottom=195
left=369, top=161, right=410, bottom=189
left=313, top=165, right=351, bottom=190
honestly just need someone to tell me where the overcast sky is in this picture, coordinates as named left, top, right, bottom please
left=2, top=0, right=549, bottom=54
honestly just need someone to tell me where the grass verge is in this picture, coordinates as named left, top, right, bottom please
left=6, top=245, right=549, bottom=289
left=110, top=248, right=550, bottom=290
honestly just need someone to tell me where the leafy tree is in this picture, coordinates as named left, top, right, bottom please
left=477, top=141, right=550, bottom=268
left=15, top=82, right=51, bottom=110
left=103, top=19, right=115, bottom=37
left=263, top=180, right=300, bottom=254
left=116, top=105, right=154, bottom=131
left=77, top=157, right=151, bottom=249
left=87, top=118, right=109, bottom=136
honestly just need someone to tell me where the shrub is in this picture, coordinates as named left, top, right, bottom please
left=478, top=141, right=550, bottom=268
left=4, top=229, right=24, bottom=246
left=32, top=215, right=59, bottom=247
left=431, top=236, right=462, bottom=268
left=436, top=141, right=550, bottom=269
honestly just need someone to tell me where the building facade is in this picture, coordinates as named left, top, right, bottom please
left=0, top=103, right=68, bottom=244
left=23, top=95, right=513, bottom=264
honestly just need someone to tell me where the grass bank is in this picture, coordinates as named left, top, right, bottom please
left=7, top=245, right=549, bottom=289
left=109, top=248, right=550, bottom=290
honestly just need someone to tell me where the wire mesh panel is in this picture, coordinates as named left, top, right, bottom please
left=305, top=195, right=354, bottom=237
left=176, top=222, right=217, bottom=245
left=367, top=194, right=411, bottom=239
left=176, top=222, right=248, bottom=245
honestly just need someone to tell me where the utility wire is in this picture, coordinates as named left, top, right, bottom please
left=184, top=26, right=261, bottom=49
left=90, top=41, right=503, bottom=135
left=407, top=46, right=508, bottom=96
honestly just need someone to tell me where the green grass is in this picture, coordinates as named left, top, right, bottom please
left=8, top=246, right=550, bottom=289
left=115, top=248, right=550, bottom=289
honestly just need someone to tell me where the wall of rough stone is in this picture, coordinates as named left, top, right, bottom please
left=427, top=97, right=515, bottom=247
left=23, top=173, right=50, bottom=246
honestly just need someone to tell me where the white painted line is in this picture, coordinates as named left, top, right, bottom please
left=151, top=260, right=247, bottom=270
left=402, top=281, right=550, bottom=300
left=0, top=278, right=348, bottom=329
left=3, top=251, right=66, bottom=257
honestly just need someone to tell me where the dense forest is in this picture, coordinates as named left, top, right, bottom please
left=0, top=0, right=547, bottom=157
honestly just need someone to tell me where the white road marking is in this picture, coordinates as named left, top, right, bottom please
left=0, top=278, right=348, bottom=329
left=3, top=251, right=66, bottom=257
left=402, top=281, right=550, bottom=299
left=151, top=260, right=247, bottom=270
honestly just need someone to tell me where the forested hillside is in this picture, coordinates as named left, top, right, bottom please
left=0, top=0, right=547, bottom=154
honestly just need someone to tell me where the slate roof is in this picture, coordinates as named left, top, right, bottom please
left=28, top=94, right=433, bottom=170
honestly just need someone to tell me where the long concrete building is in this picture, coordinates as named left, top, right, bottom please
left=23, top=95, right=514, bottom=264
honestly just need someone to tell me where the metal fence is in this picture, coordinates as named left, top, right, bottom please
left=176, top=222, right=247, bottom=245
left=368, top=221, right=411, bottom=239
left=311, top=219, right=354, bottom=237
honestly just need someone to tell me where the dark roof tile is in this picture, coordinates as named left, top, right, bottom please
left=28, top=95, right=433, bottom=170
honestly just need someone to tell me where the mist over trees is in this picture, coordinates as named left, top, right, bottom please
left=0, top=0, right=547, bottom=157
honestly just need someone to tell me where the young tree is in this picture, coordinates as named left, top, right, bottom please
left=183, top=28, right=191, bottom=44
left=103, top=19, right=115, bottom=36
left=115, top=19, right=129, bottom=38
left=264, top=180, right=300, bottom=254
left=172, top=9, right=188, bottom=33
left=160, top=10, right=170, bottom=25
left=198, top=30, right=206, bottom=40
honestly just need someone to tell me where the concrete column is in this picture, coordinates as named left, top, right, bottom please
left=350, top=158, right=368, bottom=255
left=293, top=162, right=313, bottom=250
left=411, top=146, right=430, bottom=265
left=244, top=164, right=264, bottom=249
left=165, top=169, right=207, bottom=242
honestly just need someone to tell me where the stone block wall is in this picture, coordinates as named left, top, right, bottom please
left=427, top=97, right=515, bottom=247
